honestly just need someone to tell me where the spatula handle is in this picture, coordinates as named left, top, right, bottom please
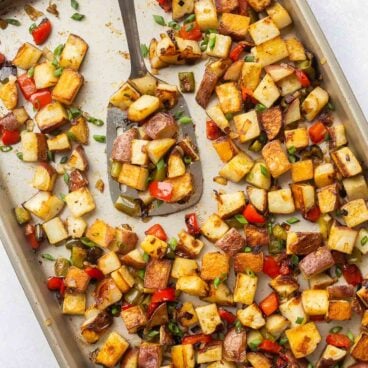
left=118, top=0, right=147, bottom=77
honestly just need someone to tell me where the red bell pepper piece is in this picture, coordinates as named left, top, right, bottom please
left=185, top=213, right=201, bottom=237
left=219, top=308, right=237, bottom=324
left=259, top=340, right=282, bottom=354
left=24, top=224, right=40, bottom=250
left=31, top=18, right=52, bottom=45
left=229, top=44, right=245, bottom=62
left=241, top=87, right=258, bottom=104
left=206, top=120, right=223, bottom=140
left=0, top=53, right=5, bottom=64
left=259, top=292, right=279, bottom=316
left=84, top=266, right=104, bottom=280
left=2, top=129, right=20, bottom=145
left=121, top=303, right=134, bottom=311
left=182, top=333, right=212, bottom=345
left=30, top=90, right=52, bottom=110
left=243, top=204, right=266, bottom=224
left=342, top=264, right=363, bottom=286
left=145, top=224, right=168, bottom=241
left=151, top=288, right=176, bottom=303
left=179, top=22, right=202, bottom=41
left=309, top=121, right=327, bottom=144
left=263, top=256, right=281, bottom=278
left=295, top=69, right=311, bottom=88
left=17, top=73, right=37, bottom=100
left=47, top=276, right=64, bottom=291
left=149, top=181, right=173, bottom=201
left=326, top=333, right=351, bottom=349
left=157, top=0, right=172, bottom=12
left=305, top=205, right=321, bottom=222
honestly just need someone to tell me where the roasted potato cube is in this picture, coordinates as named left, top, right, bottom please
left=65, top=266, right=90, bottom=292
left=247, top=0, right=271, bottom=12
left=140, top=235, right=167, bottom=259
left=66, top=216, right=87, bottom=238
left=291, top=160, right=314, bottom=183
left=260, top=106, right=282, bottom=140
left=149, top=38, right=168, bottom=70
left=167, top=150, right=185, bottom=178
left=268, top=188, right=295, bottom=214
left=216, top=228, right=245, bottom=256
left=234, top=252, right=264, bottom=273
left=265, top=63, right=294, bottom=82
left=262, top=140, right=291, bottom=178
left=284, top=97, right=301, bottom=125
left=176, top=275, right=208, bottom=297
left=201, top=213, right=229, bottom=242
left=327, top=221, right=357, bottom=254
left=317, top=184, right=339, bottom=214
left=203, top=282, right=233, bottom=306
left=290, top=183, right=315, bottom=214
left=341, top=199, right=368, bottom=228
left=110, top=82, right=140, bottom=110
left=215, top=0, right=238, bottom=13
left=68, top=116, right=89, bottom=144
left=68, top=145, right=88, bottom=171
left=172, top=0, right=194, bottom=19
left=247, top=352, right=271, bottom=368
left=265, top=314, right=290, bottom=338
left=219, top=13, right=250, bottom=40
left=86, top=219, right=116, bottom=248
left=328, top=123, right=347, bottom=149
left=285, top=127, right=309, bottom=150
left=52, top=68, right=84, bottom=105
left=237, top=303, right=265, bottom=329
left=253, top=73, right=280, bottom=108
left=217, top=191, right=246, bottom=219
left=206, top=104, right=230, bottom=133
left=251, top=37, right=289, bottom=67
left=121, top=305, right=147, bottom=333
left=206, top=33, right=232, bottom=58
left=164, top=173, right=193, bottom=202
left=171, top=344, right=195, bottom=368
left=219, top=152, right=254, bottom=183
left=279, top=296, right=307, bottom=327
left=171, top=257, right=198, bottom=279
left=234, top=273, right=257, bottom=304
left=197, top=342, right=222, bottom=364
left=212, top=136, right=239, bottom=162
left=127, top=95, right=160, bottom=122
left=120, top=348, right=139, bottom=368
left=331, top=146, right=362, bottom=178
left=355, top=228, right=368, bottom=255
left=266, top=2, right=292, bottom=29
left=246, top=161, right=271, bottom=190
left=318, top=345, right=346, bottom=368
left=59, top=34, right=88, bottom=71
left=285, top=322, right=321, bottom=358
left=246, top=186, right=267, bottom=213
left=350, top=333, right=368, bottom=362
left=195, top=0, right=218, bottom=30
left=309, top=273, right=336, bottom=290
left=215, top=82, right=242, bottom=114
left=301, top=86, right=329, bottom=121
left=131, top=139, right=149, bottom=166
left=234, top=110, right=260, bottom=143
left=249, top=16, right=280, bottom=45
left=357, top=285, right=368, bottom=307
left=343, top=175, right=368, bottom=201
left=144, top=258, right=171, bottom=290
left=155, top=82, right=179, bottom=108
left=240, top=62, right=262, bottom=91
left=327, top=284, right=355, bottom=299
left=177, top=230, right=204, bottom=257
left=47, top=133, right=71, bottom=152
left=97, top=252, right=121, bottom=275
left=299, top=246, right=335, bottom=279
left=138, top=343, right=162, bottom=368
left=121, top=249, right=146, bottom=269
left=118, top=163, right=149, bottom=191
left=112, top=128, right=138, bottom=162
left=32, top=163, right=57, bottom=191
left=33, top=61, right=58, bottom=89
left=95, top=278, right=122, bottom=310
left=111, top=265, right=134, bottom=291
left=42, top=216, right=69, bottom=245
left=245, top=224, right=269, bottom=247
left=62, top=292, right=86, bottom=315
left=277, top=73, right=303, bottom=98
left=314, top=163, right=335, bottom=188
left=178, top=302, right=198, bottom=328
left=65, top=187, right=95, bottom=217
left=96, top=332, right=129, bottom=368
left=201, top=252, right=229, bottom=281
left=301, top=289, right=329, bottom=316
left=24, top=192, right=64, bottom=221
left=12, top=42, right=42, bottom=69
left=286, top=232, right=322, bottom=255
left=195, top=304, right=221, bottom=334
left=35, top=101, right=68, bottom=133
left=156, top=33, right=184, bottom=65
left=269, top=275, right=299, bottom=297
left=327, top=300, right=352, bottom=321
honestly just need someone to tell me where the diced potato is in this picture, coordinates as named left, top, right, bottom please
left=146, top=138, right=176, bottom=164
left=121, top=305, right=147, bottom=333
left=171, top=257, right=198, bottom=279
left=247, top=0, right=271, bottom=12
left=262, top=140, right=290, bottom=178
left=110, top=82, right=140, bottom=110
left=240, top=62, right=262, bottom=91
left=234, top=273, right=257, bottom=305
left=52, top=68, right=84, bottom=105
left=144, top=258, right=171, bottom=290
left=12, top=107, right=29, bottom=124
left=32, top=163, right=57, bottom=191
left=35, top=101, right=68, bottom=133
left=290, top=183, right=315, bottom=214
left=279, top=296, right=307, bottom=327
left=127, top=95, right=160, bottom=122
left=286, top=231, right=322, bottom=255
left=341, top=199, right=368, bottom=228
left=237, top=303, right=265, bottom=329
left=65, top=266, right=90, bottom=292
left=270, top=275, right=299, bottom=297
left=317, top=184, right=339, bottom=214
left=201, top=252, right=229, bottom=281
left=343, top=175, right=368, bottom=201
left=314, top=163, right=335, bottom=188
left=24, top=191, right=64, bottom=221
left=130, top=74, right=158, bottom=96
left=217, top=191, right=246, bottom=219
left=59, top=34, right=88, bottom=71
left=285, top=127, right=309, bottom=150
left=176, top=37, right=202, bottom=60
left=156, top=34, right=184, bottom=65
left=301, top=290, right=329, bottom=316
left=219, top=152, right=254, bottom=183
left=219, top=13, right=250, bottom=40
left=291, top=160, right=314, bottom=183
left=12, top=42, right=42, bottom=69
left=265, top=314, right=290, bottom=338
left=164, top=173, right=193, bottom=203
left=140, top=235, right=167, bottom=258
left=268, top=188, right=295, bottom=214
left=118, top=163, right=149, bottom=191
left=65, top=187, right=96, bottom=217
left=206, top=33, right=232, bottom=58
left=195, top=304, right=221, bottom=334
left=176, top=275, right=208, bottom=297
left=259, top=106, right=282, bottom=140
left=234, top=110, right=260, bottom=143
left=286, top=38, right=306, bottom=61
left=215, top=82, right=242, bottom=114
left=327, top=221, right=357, bottom=254
left=86, top=219, right=116, bottom=248
left=197, top=342, right=222, bottom=364
left=69, top=116, right=89, bottom=144
left=355, top=228, right=368, bottom=255
left=212, top=136, right=238, bottom=162
left=68, top=145, right=88, bottom=171
left=47, top=133, right=71, bottom=152
left=130, top=139, right=149, bottom=166
left=244, top=225, right=269, bottom=247
left=172, top=0, right=194, bottom=20
left=332, top=146, right=362, bottom=178
left=327, top=300, right=352, bottom=321
left=203, top=282, right=233, bottom=305
left=277, top=74, right=302, bottom=96
left=121, top=249, right=146, bottom=269
left=249, top=17, right=280, bottom=45
left=97, top=252, right=121, bottom=275
left=266, top=2, right=292, bottom=29
left=247, top=352, right=271, bottom=368
left=284, top=97, right=301, bottom=125
left=328, top=124, right=347, bottom=149
left=251, top=37, right=289, bottom=67
left=62, top=292, right=86, bottom=315
left=253, top=74, right=280, bottom=108
left=285, top=322, right=321, bottom=358
left=155, top=82, right=179, bottom=108
left=177, top=230, right=204, bottom=257
left=177, top=302, right=198, bottom=328
left=246, top=161, right=271, bottom=190
left=195, top=0, right=218, bottom=30
left=246, top=186, right=267, bottom=213
left=33, top=62, right=58, bottom=89
left=309, top=273, right=335, bottom=289
left=42, top=216, right=68, bottom=244
left=66, top=216, right=87, bottom=238
left=95, top=278, right=123, bottom=310
left=95, top=332, right=129, bottom=368
left=206, top=104, right=230, bottom=132
left=264, top=63, right=293, bottom=82
left=351, top=333, right=368, bottom=362
left=318, top=345, right=346, bottom=367
left=149, top=38, right=168, bottom=70
left=0, top=77, right=18, bottom=110
left=301, top=86, right=329, bottom=121
left=201, top=213, right=229, bottom=242
left=167, top=150, right=185, bottom=178
left=171, top=344, right=195, bottom=368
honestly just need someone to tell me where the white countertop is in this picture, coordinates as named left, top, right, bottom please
left=1, top=1, right=368, bottom=367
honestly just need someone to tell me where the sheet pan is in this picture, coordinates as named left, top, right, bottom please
left=1, top=0, right=368, bottom=366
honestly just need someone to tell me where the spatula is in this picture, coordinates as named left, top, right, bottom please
left=107, top=0, right=203, bottom=217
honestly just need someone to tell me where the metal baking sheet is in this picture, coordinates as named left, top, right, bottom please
left=1, top=1, right=368, bottom=367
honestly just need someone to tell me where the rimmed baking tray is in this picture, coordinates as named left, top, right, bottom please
left=1, top=1, right=368, bottom=366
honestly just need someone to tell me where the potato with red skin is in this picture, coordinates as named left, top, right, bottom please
left=32, top=162, right=57, bottom=191
left=327, top=284, right=355, bottom=300
left=144, top=112, right=178, bottom=140
left=117, top=226, right=138, bottom=254
left=138, top=342, right=163, bottom=368
left=0, top=112, right=20, bottom=131
left=143, top=258, right=172, bottom=290
left=215, top=228, right=245, bottom=256
left=215, top=0, right=239, bottom=13
left=68, top=145, right=89, bottom=171
left=299, top=247, right=335, bottom=279
left=111, top=128, right=138, bottom=162
left=245, top=224, right=270, bottom=247
left=69, top=169, right=88, bottom=192
left=223, top=328, right=247, bottom=363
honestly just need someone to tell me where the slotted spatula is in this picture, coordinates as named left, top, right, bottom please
left=107, top=0, right=203, bottom=217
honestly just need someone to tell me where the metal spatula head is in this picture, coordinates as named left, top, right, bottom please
left=106, top=0, right=203, bottom=218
